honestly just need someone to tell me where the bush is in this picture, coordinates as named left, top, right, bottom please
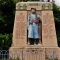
left=9, top=57, right=20, bottom=60
left=0, top=33, right=12, bottom=50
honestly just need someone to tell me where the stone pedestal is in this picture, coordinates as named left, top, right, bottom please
left=9, top=2, right=58, bottom=60
left=9, top=47, right=59, bottom=60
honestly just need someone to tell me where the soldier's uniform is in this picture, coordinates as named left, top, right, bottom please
left=27, top=13, right=40, bottom=45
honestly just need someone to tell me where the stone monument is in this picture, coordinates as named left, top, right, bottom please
left=9, top=1, right=59, bottom=60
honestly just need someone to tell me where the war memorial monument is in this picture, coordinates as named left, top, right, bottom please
left=9, top=0, right=60, bottom=60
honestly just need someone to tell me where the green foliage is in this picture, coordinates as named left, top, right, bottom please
left=0, top=33, right=12, bottom=50
left=53, top=3, right=60, bottom=43
left=45, top=56, right=58, bottom=60
left=9, top=57, right=20, bottom=60
left=0, top=0, right=15, bottom=33
left=0, top=57, right=20, bottom=60
left=54, top=8, right=60, bottom=22
left=49, top=58, right=58, bottom=60
left=53, top=3, right=60, bottom=22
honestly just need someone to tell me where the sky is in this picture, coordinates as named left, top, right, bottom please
left=44, top=0, right=60, bottom=6
left=54, top=0, right=60, bottom=6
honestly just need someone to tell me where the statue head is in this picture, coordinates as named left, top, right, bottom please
left=31, top=8, right=36, bottom=14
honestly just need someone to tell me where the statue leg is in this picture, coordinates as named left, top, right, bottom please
left=34, top=38, right=39, bottom=45
left=28, top=25, right=34, bottom=45
left=29, top=38, right=34, bottom=45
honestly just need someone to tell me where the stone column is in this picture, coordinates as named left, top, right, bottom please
left=11, top=11, right=27, bottom=48
left=42, top=10, right=58, bottom=47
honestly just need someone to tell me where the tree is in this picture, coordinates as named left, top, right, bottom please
left=0, top=0, right=15, bottom=50
left=53, top=3, right=60, bottom=46
left=0, top=0, right=15, bottom=33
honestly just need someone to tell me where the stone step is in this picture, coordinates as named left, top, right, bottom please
left=25, top=44, right=43, bottom=49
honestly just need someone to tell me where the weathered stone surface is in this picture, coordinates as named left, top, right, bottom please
left=12, top=11, right=27, bottom=48
left=42, top=11, right=57, bottom=47
left=16, top=2, right=52, bottom=10
left=10, top=2, right=58, bottom=60
left=10, top=2, right=58, bottom=48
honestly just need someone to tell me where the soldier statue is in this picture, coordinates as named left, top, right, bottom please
left=27, top=8, right=41, bottom=45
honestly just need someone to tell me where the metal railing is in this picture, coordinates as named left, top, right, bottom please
left=0, top=50, right=9, bottom=60
left=0, top=49, right=60, bottom=60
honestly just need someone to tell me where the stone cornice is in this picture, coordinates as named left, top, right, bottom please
left=16, top=2, right=53, bottom=10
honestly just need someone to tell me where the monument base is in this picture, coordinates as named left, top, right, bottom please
left=9, top=46, right=59, bottom=60
left=9, top=2, right=59, bottom=60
